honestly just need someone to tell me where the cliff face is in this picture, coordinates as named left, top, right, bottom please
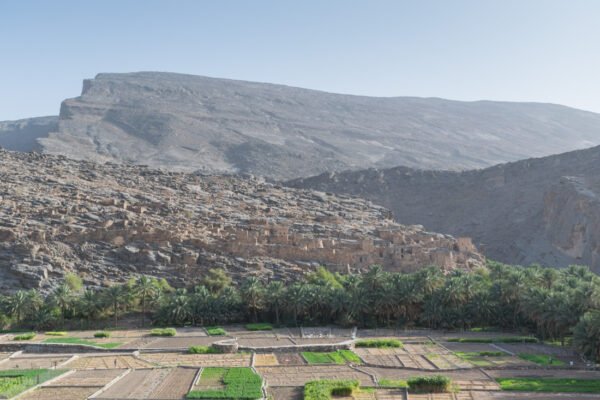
left=0, top=116, right=57, bottom=152
left=287, top=146, right=600, bottom=273
left=37, top=72, right=600, bottom=179
left=0, top=149, right=483, bottom=293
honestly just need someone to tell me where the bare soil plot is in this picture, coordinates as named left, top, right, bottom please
left=358, top=329, right=399, bottom=337
left=238, top=337, right=295, bottom=347
left=494, top=343, right=585, bottom=366
left=374, top=388, right=407, bottom=400
left=293, top=338, right=349, bottom=345
left=442, top=342, right=501, bottom=353
left=404, top=344, right=451, bottom=356
left=425, top=354, right=472, bottom=369
left=148, top=367, right=198, bottom=399
left=0, top=356, right=69, bottom=370
left=254, top=353, right=279, bottom=366
left=44, top=369, right=125, bottom=387
left=140, top=352, right=251, bottom=367
left=20, top=386, right=99, bottom=400
left=0, top=353, right=12, bottom=361
left=274, top=353, right=307, bottom=365
left=221, top=325, right=277, bottom=338
left=120, top=336, right=158, bottom=349
left=256, top=365, right=374, bottom=387
left=396, top=354, right=437, bottom=370
left=64, top=355, right=154, bottom=369
left=141, top=336, right=221, bottom=349
left=408, top=393, right=481, bottom=400
left=354, top=348, right=405, bottom=368
left=268, top=386, right=303, bottom=400
left=175, top=327, right=208, bottom=337
left=95, top=368, right=171, bottom=399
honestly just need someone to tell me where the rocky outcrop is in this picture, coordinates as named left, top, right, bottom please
left=287, top=146, right=600, bottom=273
left=0, top=116, right=57, bottom=152
left=37, top=72, right=600, bottom=179
left=0, top=149, right=483, bottom=293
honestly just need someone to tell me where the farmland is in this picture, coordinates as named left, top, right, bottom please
left=0, top=326, right=596, bottom=399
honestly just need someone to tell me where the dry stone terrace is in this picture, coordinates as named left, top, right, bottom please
left=0, top=149, right=484, bottom=292
left=0, top=327, right=597, bottom=399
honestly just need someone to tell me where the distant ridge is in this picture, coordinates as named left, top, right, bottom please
left=0, top=116, right=57, bottom=152
left=29, top=71, right=600, bottom=179
left=287, top=145, right=600, bottom=273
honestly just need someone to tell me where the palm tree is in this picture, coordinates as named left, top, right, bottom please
left=135, top=276, right=156, bottom=328
left=79, top=289, right=102, bottom=328
left=241, top=277, right=265, bottom=323
left=8, top=291, right=29, bottom=325
left=103, top=285, right=126, bottom=328
left=573, top=311, right=600, bottom=361
left=265, top=281, right=286, bottom=326
left=52, top=284, right=72, bottom=329
left=286, top=283, right=309, bottom=326
left=167, top=289, right=190, bottom=325
left=190, top=285, right=210, bottom=326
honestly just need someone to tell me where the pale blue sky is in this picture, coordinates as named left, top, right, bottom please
left=1, top=0, right=599, bottom=120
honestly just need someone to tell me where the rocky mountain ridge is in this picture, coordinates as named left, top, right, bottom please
left=287, top=146, right=600, bottom=273
left=0, top=149, right=483, bottom=293
left=0, top=116, right=57, bottom=152
left=30, top=72, right=600, bottom=179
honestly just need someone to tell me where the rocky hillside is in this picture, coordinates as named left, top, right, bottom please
left=0, top=149, right=483, bottom=293
left=35, top=72, right=600, bottom=179
left=0, top=116, right=57, bottom=152
left=287, top=146, right=600, bottom=273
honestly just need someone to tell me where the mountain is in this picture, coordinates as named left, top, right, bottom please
left=0, top=149, right=483, bottom=293
left=287, top=146, right=600, bottom=273
left=36, top=72, right=600, bottom=179
left=0, top=116, right=57, bottom=152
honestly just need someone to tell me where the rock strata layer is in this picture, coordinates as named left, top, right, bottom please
left=36, top=72, right=600, bottom=179
left=287, top=146, right=600, bottom=273
left=0, top=149, right=483, bottom=293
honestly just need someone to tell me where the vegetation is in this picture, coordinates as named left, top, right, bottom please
left=407, top=375, right=452, bottom=393
left=302, top=350, right=361, bottom=364
left=445, top=337, right=538, bottom=343
left=0, top=369, right=66, bottom=398
left=94, top=331, right=110, bottom=338
left=44, top=331, right=67, bottom=336
left=496, top=377, right=600, bottom=392
left=355, top=339, right=403, bottom=348
left=13, top=333, right=35, bottom=341
left=150, top=327, right=177, bottom=336
left=42, top=337, right=122, bottom=349
left=379, top=379, right=408, bottom=388
left=206, top=326, right=227, bottom=336
left=187, top=367, right=262, bottom=399
left=454, top=351, right=508, bottom=366
left=0, top=261, right=598, bottom=361
left=245, top=323, right=272, bottom=331
left=518, top=353, right=566, bottom=366
left=189, top=346, right=221, bottom=354
left=303, top=379, right=360, bottom=400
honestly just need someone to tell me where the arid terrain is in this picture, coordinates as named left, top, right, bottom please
left=0, top=149, right=483, bottom=292
left=288, top=145, right=600, bottom=272
left=4, top=72, right=600, bottom=179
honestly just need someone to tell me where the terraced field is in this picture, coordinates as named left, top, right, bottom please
left=0, top=327, right=596, bottom=399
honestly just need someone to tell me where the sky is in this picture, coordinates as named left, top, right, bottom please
left=1, top=0, right=599, bottom=120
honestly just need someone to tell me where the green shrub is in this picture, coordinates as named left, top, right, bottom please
left=206, top=326, right=227, bottom=336
left=42, top=337, right=122, bottom=349
left=187, top=367, right=262, bottom=399
left=245, top=323, right=272, bottom=331
left=94, top=331, right=110, bottom=338
left=407, top=375, right=452, bottom=393
left=303, top=379, right=360, bottom=400
left=13, top=333, right=36, bottom=341
left=303, top=352, right=333, bottom=364
left=189, top=346, right=221, bottom=354
left=518, top=354, right=566, bottom=366
left=445, top=337, right=536, bottom=343
left=44, top=331, right=67, bottom=336
left=379, top=379, right=408, bottom=388
left=354, top=339, right=403, bottom=348
left=151, top=328, right=177, bottom=336
left=0, top=369, right=66, bottom=398
left=497, top=377, right=600, bottom=392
